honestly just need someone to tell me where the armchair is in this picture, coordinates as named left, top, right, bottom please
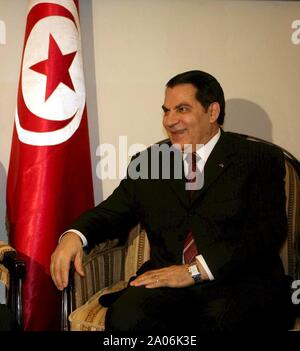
left=0, top=241, right=26, bottom=330
left=62, top=225, right=150, bottom=331
left=62, top=134, right=300, bottom=331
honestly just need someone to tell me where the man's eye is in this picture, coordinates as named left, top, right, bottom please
left=177, top=106, right=189, bottom=113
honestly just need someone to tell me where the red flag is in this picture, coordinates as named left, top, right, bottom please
left=6, top=0, right=94, bottom=330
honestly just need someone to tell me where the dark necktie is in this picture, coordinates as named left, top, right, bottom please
left=183, top=152, right=199, bottom=264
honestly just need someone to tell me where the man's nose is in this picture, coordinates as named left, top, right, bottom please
left=164, top=110, right=179, bottom=127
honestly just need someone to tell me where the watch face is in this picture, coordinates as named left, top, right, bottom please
left=189, top=264, right=202, bottom=283
left=189, top=264, right=199, bottom=276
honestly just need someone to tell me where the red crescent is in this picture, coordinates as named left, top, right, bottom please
left=18, top=2, right=79, bottom=133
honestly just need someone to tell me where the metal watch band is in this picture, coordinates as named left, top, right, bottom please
left=188, top=263, right=202, bottom=284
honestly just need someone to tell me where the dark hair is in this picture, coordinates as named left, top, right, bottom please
left=166, top=70, right=225, bottom=125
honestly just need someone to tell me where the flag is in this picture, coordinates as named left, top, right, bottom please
left=6, top=0, right=94, bottom=330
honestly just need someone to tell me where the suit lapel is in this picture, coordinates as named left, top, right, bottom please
left=164, top=145, right=190, bottom=208
left=191, top=131, right=237, bottom=203
left=163, top=131, right=237, bottom=206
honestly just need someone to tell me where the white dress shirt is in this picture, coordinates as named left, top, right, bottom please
left=182, top=129, right=221, bottom=280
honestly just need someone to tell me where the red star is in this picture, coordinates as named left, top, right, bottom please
left=30, top=34, right=77, bottom=101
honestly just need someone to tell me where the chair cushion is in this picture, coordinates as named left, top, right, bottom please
left=69, top=280, right=128, bottom=331
left=0, top=241, right=15, bottom=261
left=0, top=242, right=15, bottom=289
left=0, top=264, right=9, bottom=288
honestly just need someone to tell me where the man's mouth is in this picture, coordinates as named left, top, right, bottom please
left=170, top=129, right=186, bottom=136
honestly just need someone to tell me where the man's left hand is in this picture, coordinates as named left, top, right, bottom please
left=129, top=265, right=194, bottom=288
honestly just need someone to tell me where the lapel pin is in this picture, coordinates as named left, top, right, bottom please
left=218, top=163, right=224, bottom=168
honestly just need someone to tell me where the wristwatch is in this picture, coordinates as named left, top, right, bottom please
left=188, top=263, right=202, bottom=284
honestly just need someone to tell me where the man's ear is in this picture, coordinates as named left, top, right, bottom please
left=208, top=102, right=220, bottom=123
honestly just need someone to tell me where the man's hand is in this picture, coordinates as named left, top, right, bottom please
left=129, top=265, right=194, bottom=288
left=50, top=232, right=84, bottom=291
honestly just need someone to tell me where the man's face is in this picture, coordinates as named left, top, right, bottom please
left=162, top=83, right=219, bottom=149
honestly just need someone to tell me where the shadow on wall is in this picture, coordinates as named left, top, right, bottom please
left=0, top=162, right=8, bottom=242
left=224, top=99, right=273, bottom=142
left=80, top=0, right=103, bottom=204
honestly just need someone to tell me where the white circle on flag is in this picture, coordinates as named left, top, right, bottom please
left=16, top=15, right=86, bottom=146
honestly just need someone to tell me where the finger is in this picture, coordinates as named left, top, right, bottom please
left=74, top=252, right=85, bottom=277
left=50, top=253, right=68, bottom=291
left=60, top=259, right=71, bottom=289
left=145, top=278, right=166, bottom=289
left=130, top=275, right=153, bottom=287
left=50, top=256, right=59, bottom=289
left=129, top=271, right=152, bottom=285
left=130, top=274, right=162, bottom=287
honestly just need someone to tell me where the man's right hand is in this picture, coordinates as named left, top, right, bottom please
left=50, top=231, right=85, bottom=291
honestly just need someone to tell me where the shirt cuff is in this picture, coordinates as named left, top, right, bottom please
left=59, top=229, right=88, bottom=247
left=196, top=254, right=215, bottom=280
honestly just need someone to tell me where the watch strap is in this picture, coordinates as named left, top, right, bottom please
left=188, top=263, right=202, bottom=284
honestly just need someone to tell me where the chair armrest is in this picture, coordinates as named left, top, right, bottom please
left=0, top=244, right=26, bottom=329
left=61, top=223, right=149, bottom=330
left=61, top=239, right=126, bottom=331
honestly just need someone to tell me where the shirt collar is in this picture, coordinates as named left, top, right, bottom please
left=183, top=128, right=221, bottom=163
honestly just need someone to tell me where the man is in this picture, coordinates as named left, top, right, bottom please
left=51, top=70, right=292, bottom=331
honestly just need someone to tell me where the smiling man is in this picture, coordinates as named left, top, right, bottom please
left=162, top=77, right=221, bottom=149
left=51, top=70, right=293, bottom=331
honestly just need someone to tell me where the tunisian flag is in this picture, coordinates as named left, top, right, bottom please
left=6, top=0, right=94, bottom=330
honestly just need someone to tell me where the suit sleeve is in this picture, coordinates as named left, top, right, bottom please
left=68, top=172, right=139, bottom=249
left=202, top=146, right=288, bottom=281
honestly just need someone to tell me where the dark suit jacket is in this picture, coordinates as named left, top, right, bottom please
left=71, top=130, right=287, bottom=285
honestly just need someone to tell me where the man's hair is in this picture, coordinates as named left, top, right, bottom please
left=166, top=70, right=225, bottom=125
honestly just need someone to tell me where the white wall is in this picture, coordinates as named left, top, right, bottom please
left=0, top=0, right=27, bottom=241
left=92, top=0, right=300, bottom=198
